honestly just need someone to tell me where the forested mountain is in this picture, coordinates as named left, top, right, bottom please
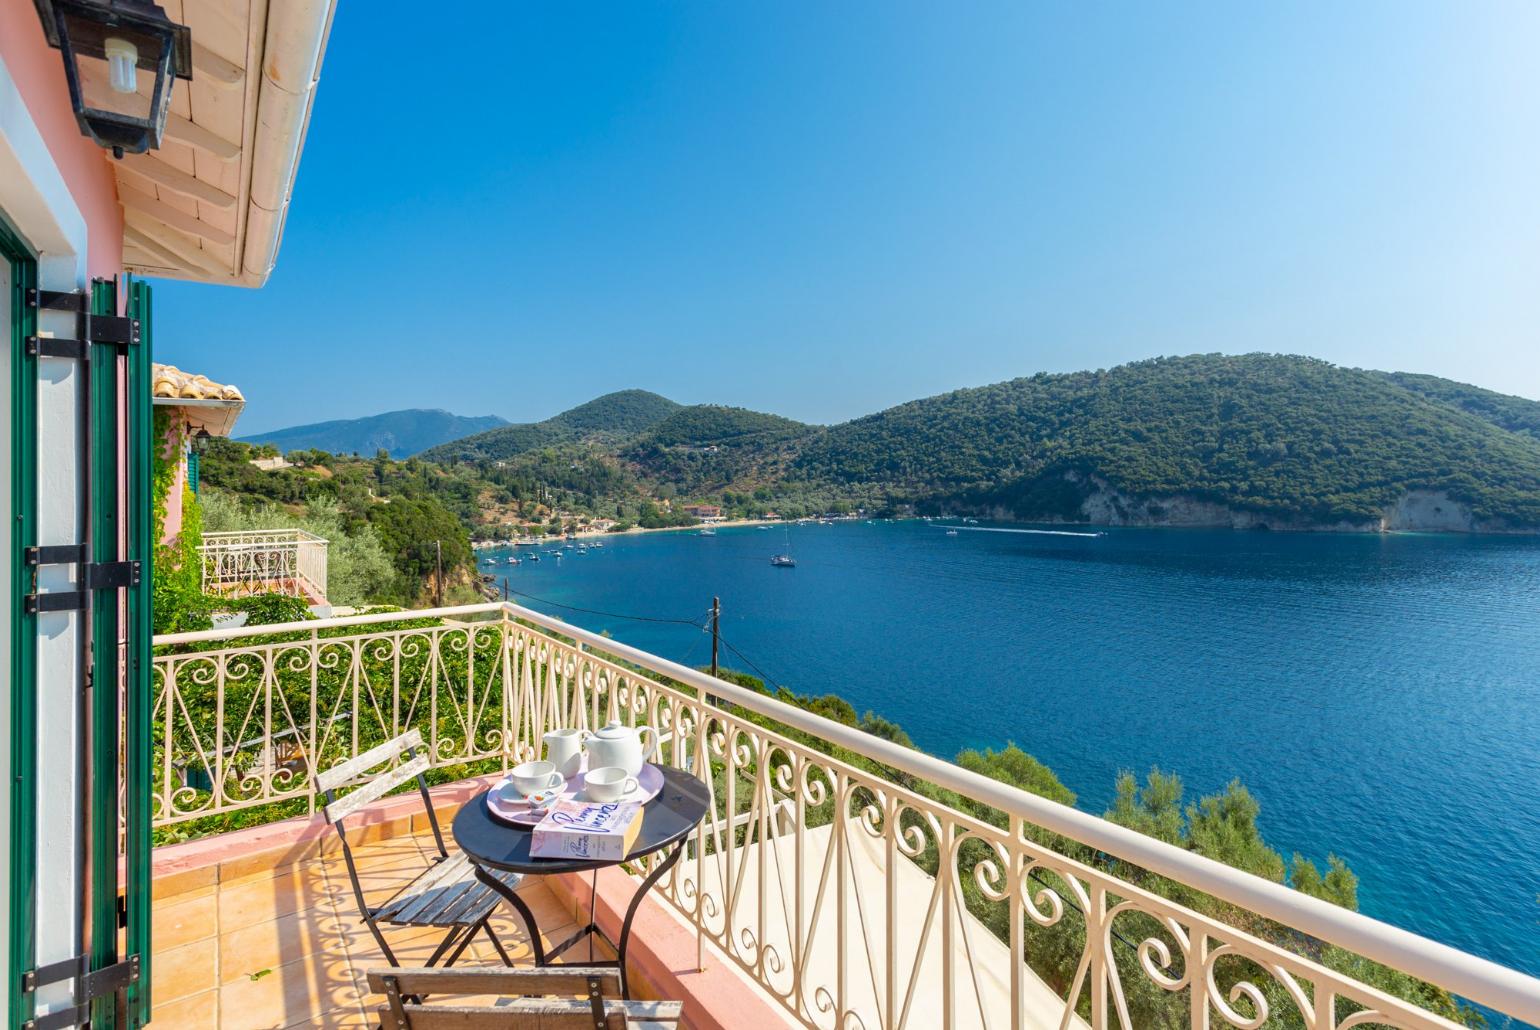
left=419, top=390, right=681, bottom=463
left=239, top=408, right=507, bottom=458
left=621, top=405, right=817, bottom=496
left=797, top=355, right=1540, bottom=529
left=406, top=354, right=1540, bottom=533
left=1375, top=371, right=1540, bottom=442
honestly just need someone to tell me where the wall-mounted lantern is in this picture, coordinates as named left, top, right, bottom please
left=32, top=0, right=192, bottom=158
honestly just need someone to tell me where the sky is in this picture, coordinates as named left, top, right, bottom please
left=152, top=1, right=1540, bottom=435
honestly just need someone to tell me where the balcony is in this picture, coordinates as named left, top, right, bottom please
left=199, top=528, right=329, bottom=606
left=149, top=604, right=1540, bottom=1029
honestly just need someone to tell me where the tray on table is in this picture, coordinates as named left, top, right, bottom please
left=485, top=761, right=665, bottom=826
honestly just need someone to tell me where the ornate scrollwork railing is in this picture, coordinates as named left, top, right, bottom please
left=199, top=528, right=328, bottom=601
left=152, top=603, right=1540, bottom=1029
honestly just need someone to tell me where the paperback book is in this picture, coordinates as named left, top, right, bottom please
left=529, top=799, right=643, bottom=861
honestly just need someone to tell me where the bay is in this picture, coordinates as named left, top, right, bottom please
left=479, top=520, right=1540, bottom=981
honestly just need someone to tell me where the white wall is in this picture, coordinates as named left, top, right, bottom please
left=0, top=50, right=90, bottom=1024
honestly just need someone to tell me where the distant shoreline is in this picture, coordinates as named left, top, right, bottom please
left=475, top=504, right=1540, bottom=551
left=473, top=517, right=792, bottom=550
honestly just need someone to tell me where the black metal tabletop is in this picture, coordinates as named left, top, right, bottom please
left=452, top=765, right=710, bottom=876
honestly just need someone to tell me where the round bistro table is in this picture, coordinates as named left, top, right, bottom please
left=451, top=765, right=709, bottom=998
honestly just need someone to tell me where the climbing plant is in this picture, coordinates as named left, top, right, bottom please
left=151, top=409, right=212, bottom=634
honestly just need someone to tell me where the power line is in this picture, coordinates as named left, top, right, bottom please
left=505, top=587, right=711, bottom=628
left=715, top=634, right=788, bottom=693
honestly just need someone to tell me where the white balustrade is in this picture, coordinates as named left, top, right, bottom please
left=199, top=528, right=328, bottom=601
left=151, top=604, right=1540, bottom=1029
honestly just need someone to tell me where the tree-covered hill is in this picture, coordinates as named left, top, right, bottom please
left=544, top=389, right=683, bottom=437
left=641, top=404, right=811, bottom=447
left=408, top=356, right=1540, bottom=532
left=794, top=354, right=1540, bottom=528
left=1375, top=371, right=1540, bottom=442
left=621, top=405, right=818, bottom=496
left=419, top=390, right=681, bottom=463
left=239, top=408, right=508, bottom=458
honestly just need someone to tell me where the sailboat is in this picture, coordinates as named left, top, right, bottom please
left=770, top=526, right=796, bottom=567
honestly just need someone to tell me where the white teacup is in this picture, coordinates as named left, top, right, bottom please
left=509, top=760, right=565, bottom=798
left=584, top=766, right=639, bottom=803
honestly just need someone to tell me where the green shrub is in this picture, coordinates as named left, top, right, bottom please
left=223, top=593, right=313, bottom=626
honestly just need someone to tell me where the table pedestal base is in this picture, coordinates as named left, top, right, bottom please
left=473, top=840, right=685, bottom=999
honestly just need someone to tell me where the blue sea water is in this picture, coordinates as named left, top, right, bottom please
left=479, top=521, right=1540, bottom=984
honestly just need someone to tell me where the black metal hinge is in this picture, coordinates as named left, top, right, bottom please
left=23, top=552, right=141, bottom=613
left=24, top=288, right=86, bottom=312
left=25, top=336, right=87, bottom=360
left=21, top=954, right=140, bottom=1030
left=22, top=288, right=140, bottom=356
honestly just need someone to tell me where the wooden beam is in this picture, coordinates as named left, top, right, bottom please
left=118, top=183, right=235, bottom=246
left=124, top=223, right=229, bottom=278
left=121, top=156, right=237, bottom=210
left=164, top=114, right=240, bottom=162
left=192, top=43, right=244, bottom=88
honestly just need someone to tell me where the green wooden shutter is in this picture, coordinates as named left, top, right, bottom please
left=3, top=218, right=39, bottom=1030
left=85, top=277, right=154, bottom=1026
left=88, top=277, right=121, bottom=1028
left=122, top=279, right=154, bottom=1026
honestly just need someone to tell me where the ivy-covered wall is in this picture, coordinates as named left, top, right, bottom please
left=153, top=408, right=210, bottom=633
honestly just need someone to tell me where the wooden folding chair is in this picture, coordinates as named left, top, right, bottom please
left=318, top=729, right=520, bottom=969
left=366, top=966, right=683, bottom=1029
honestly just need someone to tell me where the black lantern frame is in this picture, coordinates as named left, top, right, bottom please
left=32, top=0, right=192, bottom=158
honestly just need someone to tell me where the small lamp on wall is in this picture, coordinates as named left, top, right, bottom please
left=189, top=427, right=211, bottom=495
left=32, top=0, right=192, bottom=158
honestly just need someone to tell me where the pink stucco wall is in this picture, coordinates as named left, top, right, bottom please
left=160, top=411, right=187, bottom=544
left=0, top=0, right=124, bottom=278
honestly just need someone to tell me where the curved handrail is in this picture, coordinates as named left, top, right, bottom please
left=153, top=601, right=1540, bottom=1023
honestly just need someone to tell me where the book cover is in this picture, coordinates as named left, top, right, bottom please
left=529, top=800, right=644, bottom=861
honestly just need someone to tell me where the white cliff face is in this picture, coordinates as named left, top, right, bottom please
left=1379, top=491, right=1478, bottom=532
left=1002, top=474, right=1528, bottom=533
left=1077, top=481, right=1372, bottom=531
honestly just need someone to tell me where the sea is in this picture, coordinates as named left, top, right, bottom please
left=477, top=519, right=1540, bottom=985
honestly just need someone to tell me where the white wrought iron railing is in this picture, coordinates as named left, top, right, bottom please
left=151, top=604, right=1540, bottom=1029
left=199, top=528, right=327, bottom=601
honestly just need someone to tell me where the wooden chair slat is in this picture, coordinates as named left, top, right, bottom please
left=367, top=965, right=624, bottom=996
left=323, top=752, right=430, bottom=822
left=316, top=728, right=425, bottom=792
left=431, top=879, right=498, bottom=927
left=375, top=853, right=475, bottom=922
left=389, top=871, right=484, bottom=927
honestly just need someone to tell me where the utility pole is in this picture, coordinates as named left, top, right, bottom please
left=710, top=596, right=721, bottom=678
left=435, top=540, right=443, bottom=607
left=503, top=577, right=509, bottom=602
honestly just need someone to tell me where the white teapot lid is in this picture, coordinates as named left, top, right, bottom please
left=593, top=719, right=632, bottom=739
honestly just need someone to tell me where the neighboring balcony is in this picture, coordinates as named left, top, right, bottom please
left=146, top=604, right=1540, bottom=1029
left=199, top=528, right=328, bottom=605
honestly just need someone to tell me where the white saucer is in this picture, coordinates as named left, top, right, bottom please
left=486, top=763, right=665, bottom=826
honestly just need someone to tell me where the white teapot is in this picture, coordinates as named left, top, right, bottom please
left=585, top=720, right=657, bottom=777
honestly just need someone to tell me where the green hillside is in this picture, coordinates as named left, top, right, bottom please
left=411, top=356, right=1540, bottom=531
left=795, top=354, right=1540, bottom=527
left=1375, top=371, right=1540, bottom=442
left=544, top=389, right=684, bottom=437
left=622, top=405, right=817, bottom=495
left=642, top=404, right=810, bottom=447
left=419, top=390, right=681, bottom=463
left=239, top=409, right=508, bottom=458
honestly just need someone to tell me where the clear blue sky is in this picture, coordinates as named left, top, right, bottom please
left=153, top=1, right=1540, bottom=435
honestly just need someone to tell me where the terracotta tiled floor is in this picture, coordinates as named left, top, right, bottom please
left=150, top=829, right=592, bottom=1029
